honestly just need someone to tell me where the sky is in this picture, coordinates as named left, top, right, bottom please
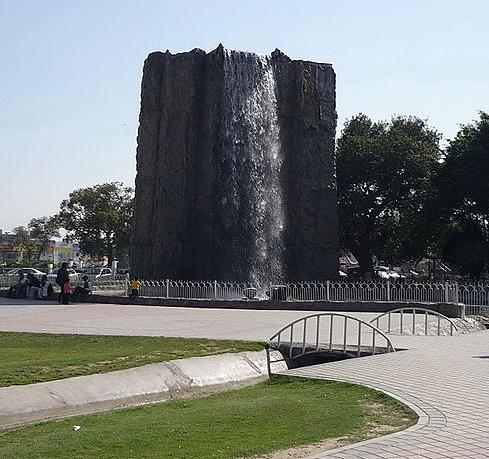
left=1, top=0, right=488, bottom=232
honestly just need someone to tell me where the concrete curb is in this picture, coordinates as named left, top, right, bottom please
left=0, top=350, right=286, bottom=430
left=0, top=289, right=465, bottom=318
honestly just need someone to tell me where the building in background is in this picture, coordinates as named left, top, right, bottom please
left=39, top=241, right=86, bottom=266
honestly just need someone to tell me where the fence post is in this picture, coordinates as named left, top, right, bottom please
left=387, top=280, right=391, bottom=302
left=444, top=281, right=449, bottom=303
left=165, top=279, right=169, bottom=298
left=326, top=280, right=330, bottom=302
left=213, top=280, right=217, bottom=299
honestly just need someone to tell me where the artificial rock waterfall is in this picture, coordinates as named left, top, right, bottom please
left=131, top=45, right=339, bottom=283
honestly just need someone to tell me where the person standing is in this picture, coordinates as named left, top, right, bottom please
left=56, top=262, right=70, bottom=305
left=130, top=278, right=142, bottom=297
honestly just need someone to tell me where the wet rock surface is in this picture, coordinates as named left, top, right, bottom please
left=131, top=46, right=339, bottom=282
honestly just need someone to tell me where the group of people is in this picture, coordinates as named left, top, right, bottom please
left=6, top=262, right=92, bottom=304
left=55, top=262, right=93, bottom=304
left=7, top=272, right=53, bottom=300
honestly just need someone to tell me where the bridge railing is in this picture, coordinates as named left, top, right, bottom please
left=269, top=313, right=396, bottom=359
left=370, top=307, right=459, bottom=336
left=266, top=313, right=396, bottom=375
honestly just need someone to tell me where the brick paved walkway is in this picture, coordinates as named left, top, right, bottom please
left=284, top=330, right=489, bottom=458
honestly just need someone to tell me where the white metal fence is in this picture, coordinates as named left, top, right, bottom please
left=140, top=280, right=255, bottom=300
left=2, top=275, right=489, bottom=317
left=0, top=274, right=129, bottom=294
left=138, top=279, right=489, bottom=305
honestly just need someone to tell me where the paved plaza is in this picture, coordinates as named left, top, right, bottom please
left=287, top=329, right=489, bottom=458
left=1, top=297, right=489, bottom=457
left=0, top=297, right=382, bottom=341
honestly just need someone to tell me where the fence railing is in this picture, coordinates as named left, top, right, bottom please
left=139, top=280, right=257, bottom=300
left=2, top=275, right=489, bottom=321
left=0, top=274, right=129, bottom=294
left=135, top=279, right=489, bottom=306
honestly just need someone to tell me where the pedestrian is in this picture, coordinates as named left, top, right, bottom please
left=130, top=278, right=142, bottom=297
left=56, top=262, right=71, bottom=305
left=72, top=275, right=92, bottom=302
left=7, top=272, right=25, bottom=298
left=27, top=273, right=42, bottom=299
left=40, top=275, right=54, bottom=300
left=14, top=272, right=29, bottom=298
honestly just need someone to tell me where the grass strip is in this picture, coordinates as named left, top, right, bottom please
left=0, top=377, right=417, bottom=458
left=0, top=332, right=263, bottom=387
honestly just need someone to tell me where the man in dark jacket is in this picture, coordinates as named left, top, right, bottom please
left=56, top=262, right=70, bottom=305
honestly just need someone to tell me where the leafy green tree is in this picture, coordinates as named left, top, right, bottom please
left=28, top=216, right=60, bottom=260
left=59, top=182, right=134, bottom=265
left=437, top=112, right=489, bottom=277
left=336, top=114, right=442, bottom=276
left=12, top=226, right=37, bottom=263
left=441, top=218, right=489, bottom=278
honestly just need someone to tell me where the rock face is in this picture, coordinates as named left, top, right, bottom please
left=131, top=46, right=339, bottom=282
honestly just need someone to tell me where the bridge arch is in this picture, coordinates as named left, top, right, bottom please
left=267, top=313, right=396, bottom=374
left=370, top=307, right=459, bottom=336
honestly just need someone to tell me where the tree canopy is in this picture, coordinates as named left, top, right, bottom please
left=437, top=112, right=489, bottom=277
left=28, top=216, right=60, bottom=260
left=59, top=182, right=134, bottom=265
left=336, top=114, right=442, bottom=276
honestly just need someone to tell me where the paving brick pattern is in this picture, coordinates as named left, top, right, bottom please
left=284, top=330, right=489, bottom=458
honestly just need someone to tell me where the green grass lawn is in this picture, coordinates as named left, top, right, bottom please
left=0, top=332, right=264, bottom=387
left=0, top=377, right=417, bottom=459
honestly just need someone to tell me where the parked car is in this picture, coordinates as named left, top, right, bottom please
left=6, top=267, right=47, bottom=278
left=374, top=266, right=404, bottom=280
left=47, top=268, right=80, bottom=282
left=83, top=267, right=113, bottom=280
left=374, top=266, right=391, bottom=279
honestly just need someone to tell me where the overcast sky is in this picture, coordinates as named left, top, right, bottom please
left=1, top=0, right=488, bottom=232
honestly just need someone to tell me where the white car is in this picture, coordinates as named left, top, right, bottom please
left=48, top=268, right=79, bottom=282
left=83, top=267, right=113, bottom=280
left=6, top=267, right=47, bottom=278
left=374, top=266, right=391, bottom=279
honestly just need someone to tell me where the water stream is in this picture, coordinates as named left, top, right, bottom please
left=219, top=49, right=284, bottom=285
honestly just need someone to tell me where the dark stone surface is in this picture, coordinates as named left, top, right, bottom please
left=131, top=46, right=339, bottom=282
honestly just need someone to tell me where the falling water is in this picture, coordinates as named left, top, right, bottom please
left=219, top=49, right=284, bottom=285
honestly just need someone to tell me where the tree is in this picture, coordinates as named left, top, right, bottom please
left=28, top=216, right=60, bottom=260
left=336, top=114, right=442, bottom=276
left=437, top=112, right=489, bottom=277
left=59, top=182, right=134, bottom=266
left=12, top=226, right=37, bottom=263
